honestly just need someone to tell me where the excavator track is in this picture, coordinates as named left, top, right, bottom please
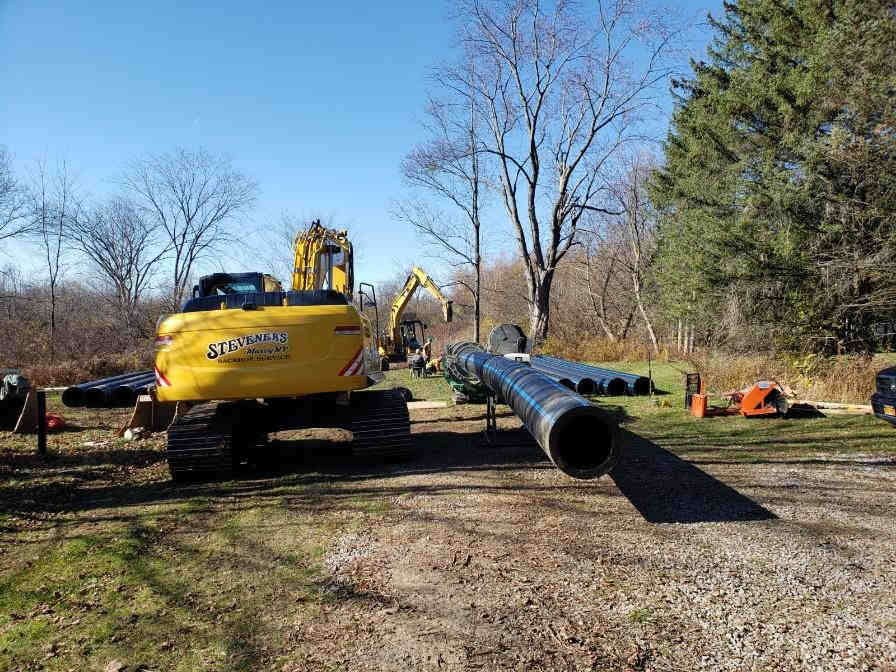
left=351, top=388, right=413, bottom=459
left=166, top=402, right=236, bottom=479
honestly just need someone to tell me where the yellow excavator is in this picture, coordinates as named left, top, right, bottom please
left=378, top=266, right=453, bottom=366
left=154, top=220, right=411, bottom=480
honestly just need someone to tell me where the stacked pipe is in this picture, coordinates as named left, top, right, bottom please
left=62, top=370, right=154, bottom=408
left=445, top=342, right=618, bottom=479
left=531, top=355, right=652, bottom=396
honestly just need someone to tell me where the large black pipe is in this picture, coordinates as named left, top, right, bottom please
left=531, top=357, right=624, bottom=395
left=111, top=373, right=155, bottom=405
left=62, top=370, right=147, bottom=407
left=85, top=371, right=152, bottom=407
left=448, top=343, right=618, bottom=479
left=64, top=370, right=153, bottom=408
left=528, top=359, right=598, bottom=395
left=534, top=355, right=651, bottom=395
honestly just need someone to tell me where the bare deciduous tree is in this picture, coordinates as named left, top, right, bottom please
left=124, top=148, right=257, bottom=306
left=70, top=198, right=167, bottom=336
left=613, top=154, right=659, bottom=353
left=440, top=0, right=675, bottom=343
left=400, top=82, right=486, bottom=342
left=0, top=148, right=29, bottom=241
left=30, top=160, right=80, bottom=362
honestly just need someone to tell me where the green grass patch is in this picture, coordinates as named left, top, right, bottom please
left=371, top=367, right=455, bottom=402
left=585, top=361, right=896, bottom=462
left=0, top=474, right=392, bottom=671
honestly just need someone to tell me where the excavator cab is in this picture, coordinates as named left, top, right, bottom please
left=193, top=273, right=282, bottom=299
left=399, top=319, right=426, bottom=355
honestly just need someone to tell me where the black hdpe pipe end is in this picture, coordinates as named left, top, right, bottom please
left=547, top=405, right=617, bottom=479
left=633, top=378, right=652, bottom=395
left=604, top=378, right=626, bottom=396
left=84, top=387, right=109, bottom=407
left=575, top=378, right=597, bottom=395
left=61, top=387, right=84, bottom=407
left=557, top=378, right=575, bottom=390
left=112, top=387, right=136, bottom=406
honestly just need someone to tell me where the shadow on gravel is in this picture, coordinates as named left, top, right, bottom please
left=610, top=429, right=776, bottom=524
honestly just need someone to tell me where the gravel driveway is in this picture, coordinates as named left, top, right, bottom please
left=303, top=406, right=896, bottom=672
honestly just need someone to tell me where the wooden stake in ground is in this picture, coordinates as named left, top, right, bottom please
left=36, top=391, right=46, bottom=455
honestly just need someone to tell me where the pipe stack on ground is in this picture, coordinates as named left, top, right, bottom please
left=531, top=355, right=652, bottom=396
left=446, top=342, right=618, bottom=479
left=111, top=372, right=155, bottom=405
left=62, top=370, right=153, bottom=408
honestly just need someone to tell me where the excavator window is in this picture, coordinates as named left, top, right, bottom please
left=182, top=290, right=348, bottom=313
left=193, top=273, right=266, bottom=299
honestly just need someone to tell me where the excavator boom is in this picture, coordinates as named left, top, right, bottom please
left=381, top=266, right=453, bottom=362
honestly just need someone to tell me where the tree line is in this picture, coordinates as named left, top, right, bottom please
left=401, top=0, right=896, bottom=354
left=0, top=147, right=256, bottom=365
left=4, top=0, right=894, bottom=377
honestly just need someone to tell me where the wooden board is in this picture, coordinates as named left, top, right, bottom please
left=118, top=395, right=178, bottom=436
left=12, top=389, right=38, bottom=434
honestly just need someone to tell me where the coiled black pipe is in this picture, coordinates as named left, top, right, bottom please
left=533, top=355, right=651, bottom=395
left=448, top=342, right=618, bottom=479
left=63, top=370, right=153, bottom=408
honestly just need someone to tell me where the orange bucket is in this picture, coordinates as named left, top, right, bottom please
left=690, top=393, right=707, bottom=418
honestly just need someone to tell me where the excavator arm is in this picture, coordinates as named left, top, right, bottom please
left=291, top=220, right=354, bottom=299
left=385, top=267, right=453, bottom=357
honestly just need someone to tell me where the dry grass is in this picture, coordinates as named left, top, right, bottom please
left=21, top=351, right=154, bottom=387
left=686, top=351, right=894, bottom=404
left=539, top=335, right=667, bottom=363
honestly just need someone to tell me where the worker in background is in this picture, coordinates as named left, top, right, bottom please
left=423, top=338, right=433, bottom=362
left=410, top=348, right=426, bottom=377
left=426, top=355, right=442, bottom=375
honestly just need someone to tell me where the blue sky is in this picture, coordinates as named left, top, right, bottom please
left=1, top=0, right=720, bottom=288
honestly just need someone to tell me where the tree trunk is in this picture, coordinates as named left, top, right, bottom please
left=529, top=270, right=554, bottom=346
left=49, top=283, right=56, bottom=364
left=619, top=307, right=636, bottom=341
left=473, top=262, right=481, bottom=344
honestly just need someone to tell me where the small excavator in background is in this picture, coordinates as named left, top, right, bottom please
left=378, top=266, right=453, bottom=367
left=154, top=220, right=413, bottom=480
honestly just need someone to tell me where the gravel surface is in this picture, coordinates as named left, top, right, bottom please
left=308, top=406, right=896, bottom=672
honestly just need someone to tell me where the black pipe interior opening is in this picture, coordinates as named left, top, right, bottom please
left=551, top=414, right=613, bottom=475
left=84, top=388, right=108, bottom=407
left=605, top=379, right=626, bottom=396
left=112, top=388, right=135, bottom=404
left=61, top=388, right=83, bottom=407
left=633, top=378, right=651, bottom=395
left=576, top=379, right=597, bottom=395
left=557, top=378, right=575, bottom=390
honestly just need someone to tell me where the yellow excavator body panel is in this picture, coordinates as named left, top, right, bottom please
left=154, top=304, right=373, bottom=402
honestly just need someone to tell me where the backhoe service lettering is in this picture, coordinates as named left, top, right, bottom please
left=206, top=332, right=289, bottom=361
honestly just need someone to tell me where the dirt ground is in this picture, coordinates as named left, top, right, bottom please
left=292, top=406, right=896, bottom=672
left=1, top=394, right=895, bottom=671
